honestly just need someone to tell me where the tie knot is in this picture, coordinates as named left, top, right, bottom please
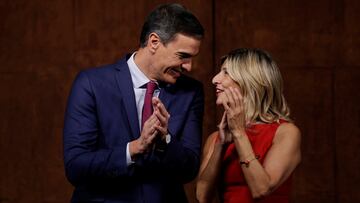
left=146, top=81, right=158, bottom=94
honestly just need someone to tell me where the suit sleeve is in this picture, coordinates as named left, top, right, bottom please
left=159, top=84, right=204, bottom=183
left=63, top=71, right=133, bottom=186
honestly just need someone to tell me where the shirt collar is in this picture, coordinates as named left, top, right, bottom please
left=127, top=52, right=150, bottom=88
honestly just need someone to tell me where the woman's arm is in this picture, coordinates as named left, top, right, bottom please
left=196, top=131, right=225, bottom=203
left=223, top=87, right=301, bottom=198
left=232, top=123, right=301, bottom=198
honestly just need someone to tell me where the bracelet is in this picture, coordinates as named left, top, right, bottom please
left=239, top=154, right=260, bottom=168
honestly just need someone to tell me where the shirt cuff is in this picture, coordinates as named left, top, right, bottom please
left=165, top=133, right=171, bottom=144
left=126, top=142, right=135, bottom=166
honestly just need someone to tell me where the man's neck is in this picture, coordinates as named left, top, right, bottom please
left=133, top=48, right=155, bottom=80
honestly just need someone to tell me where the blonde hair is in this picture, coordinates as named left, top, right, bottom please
left=221, top=48, right=291, bottom=123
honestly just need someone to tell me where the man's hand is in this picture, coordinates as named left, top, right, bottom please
left=129, top=114, right=159, bottom=158
left=152, top=97, right=170, bottom=140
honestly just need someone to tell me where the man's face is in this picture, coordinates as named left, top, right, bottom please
left=151, top=34, right=201, bottom=84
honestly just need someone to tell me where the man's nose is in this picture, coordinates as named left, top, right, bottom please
left=181, top=60, right=192, bottom=72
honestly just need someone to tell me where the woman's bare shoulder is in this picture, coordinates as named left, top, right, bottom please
left=274, top=122, right=301, bottom=143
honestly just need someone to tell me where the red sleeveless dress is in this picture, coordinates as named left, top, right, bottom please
left=221, top=121, right=292, bottom=203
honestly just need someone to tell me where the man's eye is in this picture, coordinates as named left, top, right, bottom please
left=177, top=53, right=191, bottom=59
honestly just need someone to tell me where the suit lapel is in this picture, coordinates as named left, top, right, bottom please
left=114, top=57, right=140, bottom=139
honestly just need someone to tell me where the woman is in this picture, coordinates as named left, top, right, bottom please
left=196, top=48, right=301, bottom=203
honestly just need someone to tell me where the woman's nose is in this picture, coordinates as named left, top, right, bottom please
left=212, top=72, right=221, bottom=85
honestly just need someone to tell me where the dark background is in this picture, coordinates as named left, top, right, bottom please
left=1, top=0, right=359, bottom=202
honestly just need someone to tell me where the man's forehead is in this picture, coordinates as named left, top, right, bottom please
left=170, top=34, right=201, bottom=55
left=171, top=33, right=201, bottom=43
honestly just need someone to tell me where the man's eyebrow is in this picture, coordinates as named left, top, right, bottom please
left=176, top=52, right=192, bottom=58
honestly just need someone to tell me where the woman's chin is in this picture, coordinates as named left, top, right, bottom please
left=215, top=98, right=222, bottom=106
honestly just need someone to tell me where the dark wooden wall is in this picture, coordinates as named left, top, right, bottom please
left=0, top=0, right=359, bottom=203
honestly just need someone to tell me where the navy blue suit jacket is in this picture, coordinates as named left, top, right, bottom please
left=63, top=55, right=204, bottom=203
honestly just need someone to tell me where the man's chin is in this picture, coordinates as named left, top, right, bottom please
left=166, top=78, right=177, bottom=84
left=163, top=75, right=179, bottom=84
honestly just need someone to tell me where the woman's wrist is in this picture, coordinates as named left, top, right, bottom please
left=215, top=134, right=227, bottom=146
left=239, top=154, right=260, bottom=168
left=232, top=129, right=246, bottom=139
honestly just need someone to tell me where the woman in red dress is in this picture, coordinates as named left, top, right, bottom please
left=196, top=48, right=301, bottom=203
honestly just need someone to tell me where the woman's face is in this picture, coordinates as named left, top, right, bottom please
left=212, top=62, right=241, bottom=106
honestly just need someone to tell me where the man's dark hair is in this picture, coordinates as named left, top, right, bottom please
left=140, top=3, right=204, bottom=47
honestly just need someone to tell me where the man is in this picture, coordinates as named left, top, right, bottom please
left=63, top=3, right=204, bottom=203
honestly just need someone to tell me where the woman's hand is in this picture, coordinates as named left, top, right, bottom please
left=218, top=112, right=232, bottom=144
left=222, top=87, right=246, bottom=136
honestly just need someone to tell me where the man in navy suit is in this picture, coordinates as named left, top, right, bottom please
left=63, top=3, right=204, bottom=203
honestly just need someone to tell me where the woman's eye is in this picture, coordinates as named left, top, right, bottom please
left=221, top=67, right=228, bottom=75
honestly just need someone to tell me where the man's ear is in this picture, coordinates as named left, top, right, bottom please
left=148, top=33, right=161, bottom=53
